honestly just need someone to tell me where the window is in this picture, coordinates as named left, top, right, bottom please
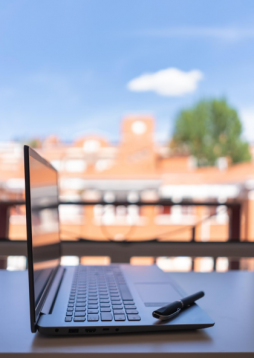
left=65, top=160, right=86, bottom=172
left=95, top=159, right=113, bottom=172
left=50, top=160, right=62, bottom=171
left=83, top=140, right=100, bottom=153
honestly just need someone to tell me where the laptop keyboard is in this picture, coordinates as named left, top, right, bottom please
left=65, top=266, right=141, bottom=323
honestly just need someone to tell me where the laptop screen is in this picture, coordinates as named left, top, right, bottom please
left=24, top=146, right=61, bottom=331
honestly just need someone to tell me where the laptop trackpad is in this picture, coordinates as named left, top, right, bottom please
left=135, top=283, right=182, bottom=308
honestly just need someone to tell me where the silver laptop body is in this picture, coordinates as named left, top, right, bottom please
left=24, top=145, right=214, bottom=335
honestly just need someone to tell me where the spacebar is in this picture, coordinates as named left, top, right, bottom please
left=119, top=285, right=133, bottom=300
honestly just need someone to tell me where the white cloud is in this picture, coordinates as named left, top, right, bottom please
left=240, top=108, right=254, bottom=143
left=139, top=27, right=254, bottom=41
left=127, top=68, right=203, bottom=97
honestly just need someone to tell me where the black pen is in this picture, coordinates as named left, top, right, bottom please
left=152, top=291, right=205, bottom=321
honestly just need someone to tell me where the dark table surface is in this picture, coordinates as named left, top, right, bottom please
left=1, top=269, right=254, bottom=357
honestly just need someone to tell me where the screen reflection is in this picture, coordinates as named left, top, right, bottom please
left=29, top=155, right=61, bottom=306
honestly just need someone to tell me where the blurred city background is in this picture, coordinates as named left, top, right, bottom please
left=1, top=0, right=254, bottom=272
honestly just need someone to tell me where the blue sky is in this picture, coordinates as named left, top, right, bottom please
left=1, top=0, right=254, bottom=143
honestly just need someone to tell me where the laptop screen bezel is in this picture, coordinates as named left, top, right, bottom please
left=24, top=145, right=61, bottom=333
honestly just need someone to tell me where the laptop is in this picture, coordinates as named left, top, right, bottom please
left=24, top=145, right=214, bottom=335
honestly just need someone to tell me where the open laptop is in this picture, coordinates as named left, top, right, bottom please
left=24, top=145, right=214, bottom=335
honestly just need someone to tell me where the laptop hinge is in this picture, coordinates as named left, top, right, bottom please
left=41, top=266, right=65, bottom=315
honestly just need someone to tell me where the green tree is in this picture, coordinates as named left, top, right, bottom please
left=172, top=99, right=251, bottom=166
left=27, top=139, right=41, bottom=148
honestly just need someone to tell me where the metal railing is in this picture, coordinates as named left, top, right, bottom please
left=0, top=199, right=252, bottom=270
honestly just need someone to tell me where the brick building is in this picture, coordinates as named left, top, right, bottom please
left=2, top=116, right=254, bottom=250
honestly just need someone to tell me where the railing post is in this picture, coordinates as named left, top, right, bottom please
left=0, top=205, right=9, bottom=239
left=228, top=204, right=241, bottom=270
left=191, top=257, right=195, bottom=271
left=229, top=259, right=240, bottom=270
left=191, top=226, right=196, bottom=241
left=213, top=257, right=217, bottom=271
left=0, top=257, right=7, bottom=269
left=228, top=204, right=241, bottom=241
left=0, top=204, right=9, bottom=269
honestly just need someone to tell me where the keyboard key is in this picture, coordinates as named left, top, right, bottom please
left=125, top=305, right=136, bottom=309
left=74, top=317, right=86, bottom=322
left=127, top=314, right=141, bottom=321
left=88, top=314, right=99, bottom=322
left=100, top=303, right=110, bottom=307
left=126, top=309, right=139, bottom=314
left=114, top=314, right=126, bottom=321
left=100, top=299, right=109, bottom=303
left=75, top=311, right=86, bottom=316
left=88, top=300, right=98, bottom=304
left=75, top=307, right=86, bottom=311
left=65, top=316, right=72, bottom=322
left=88, top=309, right=99, bottom=314
left=101, top=307, right=111, bottom=312
left=77, top=295, right=86, bottom=299
left=111, top=302, right=122, bottom=305
left=76, top=300, right=86, bottom=303
left=112, top=305, right=123, bottom=310
left=68, top=303, right=74, bottom=307
left=88, top=305, right=98, bottom=309
left=123, top=299, right=134, bottom=302
left=76, top=303, right=86, bottom=307
left=101, top=313, right=113, bottom=321
left=113, top=309, right=125, bottom=314
left=124, top=301, right=135, bottom=305
left=66, top=311, right=73, bottom=316
left=67, top=307, right=73, bottom=312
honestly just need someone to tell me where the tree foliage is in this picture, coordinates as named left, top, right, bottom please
left=172, top=99, right=251, bottom=166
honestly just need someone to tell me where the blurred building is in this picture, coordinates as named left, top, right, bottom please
left=2, top=116, right=254, bottom=243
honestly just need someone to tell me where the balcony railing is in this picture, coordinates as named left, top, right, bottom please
left=0, top=199, right=253, bottom=270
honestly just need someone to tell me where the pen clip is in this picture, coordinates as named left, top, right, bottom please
left=152, top=307, right=181, bottom=321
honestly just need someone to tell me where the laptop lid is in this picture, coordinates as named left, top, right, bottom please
left=24, top=145, right=61, bottom=332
